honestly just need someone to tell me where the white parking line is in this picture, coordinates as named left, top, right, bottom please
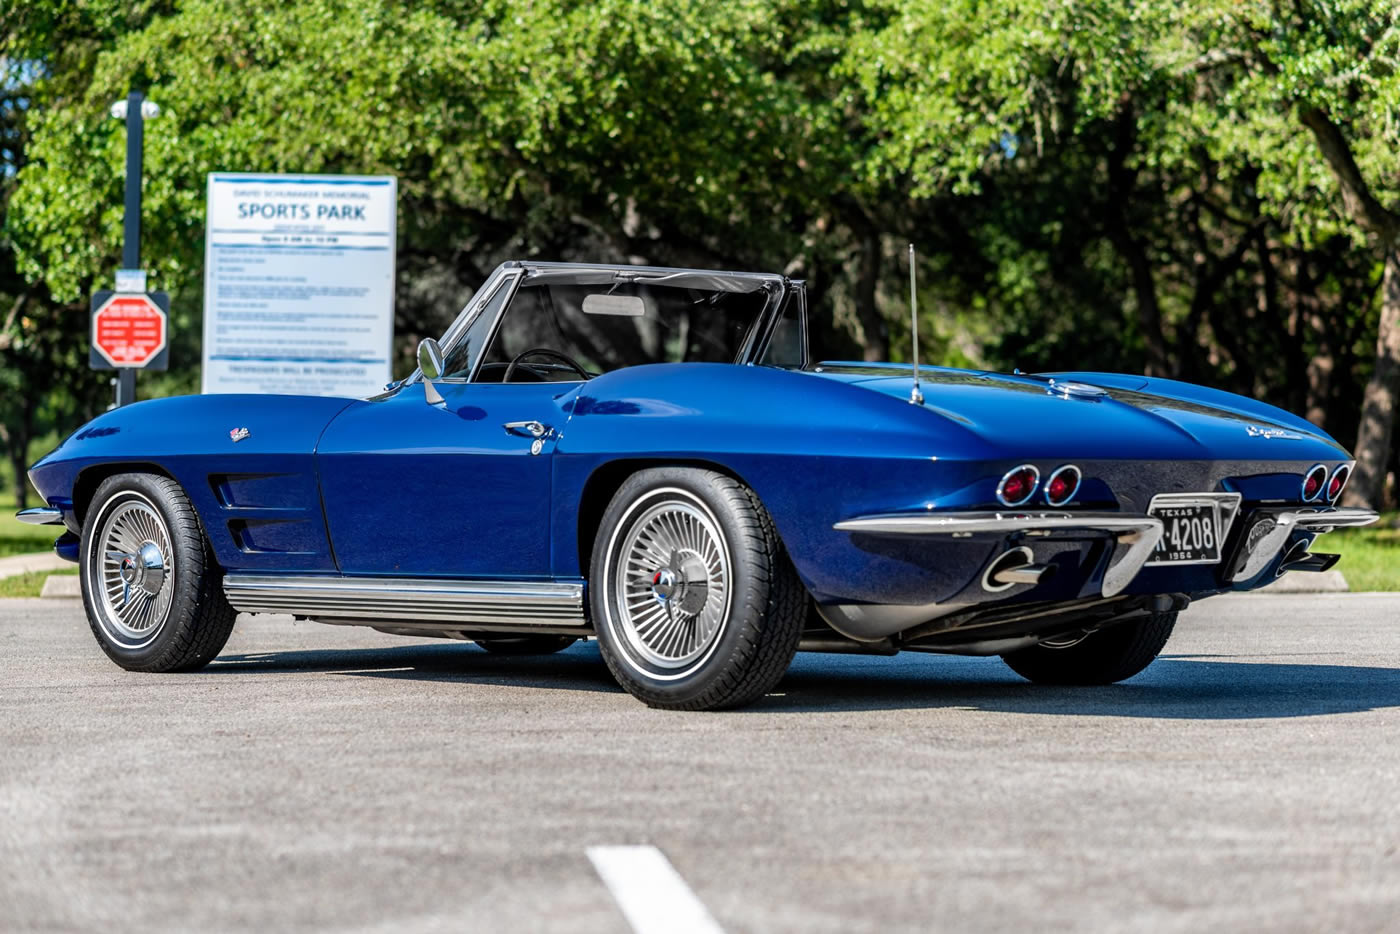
left=587, top=845, right=726, bottom=934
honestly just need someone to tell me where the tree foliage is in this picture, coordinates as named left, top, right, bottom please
left=2, top=0, right=1398, bottom=506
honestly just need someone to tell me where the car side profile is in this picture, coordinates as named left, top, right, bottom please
left=18, top=261, right=1379, bottom=709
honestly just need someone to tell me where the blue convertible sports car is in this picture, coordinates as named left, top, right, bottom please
left=18, top=260, right=1380, bottom=709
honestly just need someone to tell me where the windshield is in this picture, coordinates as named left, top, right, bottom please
left=475, top=278, right=773, bottom=382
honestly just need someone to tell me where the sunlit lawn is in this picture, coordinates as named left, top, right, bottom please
left=1317, top=513, right=1400, bottom=593
left=0, top=490, right=64, bottom=559
left=0, top=567, right=78, bottom=598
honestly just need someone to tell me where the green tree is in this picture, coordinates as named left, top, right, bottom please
left=846, top=0, right=1397, bottom=505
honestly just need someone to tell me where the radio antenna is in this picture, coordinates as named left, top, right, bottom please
left=908, top=243, right=924, bottom=405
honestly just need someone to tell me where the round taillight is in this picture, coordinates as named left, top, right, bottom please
left=997, top=464, right=1040, bottom=507
left=1302, top=464, right=1327, bottom=502
left=1045, top=465, right=1081, bottom=506
left=1327, top=465, right=1350, bottom=502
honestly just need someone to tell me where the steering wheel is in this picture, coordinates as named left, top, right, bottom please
left=502, top=347, right=591, bottom=383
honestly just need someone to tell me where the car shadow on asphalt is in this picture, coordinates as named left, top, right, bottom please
left=211, top=641, right=624, bottom=694
left=759, top=651, right=1400, bottom=718
left=210, top=642, right=1400, bottom=719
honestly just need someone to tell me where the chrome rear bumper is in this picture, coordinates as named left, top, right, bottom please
left=834, top=511, right=1165, bottom=599
left=1225, top=506, right=1379, bottom=582
left=828, top=506, right=1377, bottom=602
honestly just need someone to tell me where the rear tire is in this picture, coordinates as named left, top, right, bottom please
left=590, top=467, right=805, bottom=710
left=79, top=472, right=236, bottom=672
left=473, top=635, right=578, bottom=655
left=1000, top=611, right=1178, bottom=685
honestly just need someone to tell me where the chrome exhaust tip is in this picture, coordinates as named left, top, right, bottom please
left=983, top=547, right=1056, bottom=591
left=1277, top=541, right=1341, bottom=576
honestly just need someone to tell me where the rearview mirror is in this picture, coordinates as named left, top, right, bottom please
left=582, top=293, right=646, bottom=317
left=418, top=338, right=444, bottom=380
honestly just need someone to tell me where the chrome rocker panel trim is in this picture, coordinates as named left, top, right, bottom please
left=834, top=511, right=1165, bottom=599
left=223, top=574, right=587, bottom=628
left=1227, top=506, right=1379, bottom=583
left=16, top=507, right=64, bottom=526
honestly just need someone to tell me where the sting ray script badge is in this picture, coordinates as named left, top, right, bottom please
left=1245, top=425, right=1304, bottom=441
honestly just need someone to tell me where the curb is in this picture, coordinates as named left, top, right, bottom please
left=0, top=551, right=72, bottom=580
left=39, top=575, right=82, bottom=599
left=1254, top=569, right=1350, bottom=593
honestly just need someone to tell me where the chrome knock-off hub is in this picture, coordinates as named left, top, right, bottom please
left=650, top=557, right=710, bottom=616
left=115, top=541, right=167, bottom=601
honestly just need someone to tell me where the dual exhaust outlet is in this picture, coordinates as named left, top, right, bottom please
left=982, top=533, right=1336, bottom=594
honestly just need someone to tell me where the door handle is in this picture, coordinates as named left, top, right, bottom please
left=503, top=420, right=550, bottom=439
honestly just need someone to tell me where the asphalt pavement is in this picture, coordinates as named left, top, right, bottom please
left=2, top=594, right=1398, bottom=933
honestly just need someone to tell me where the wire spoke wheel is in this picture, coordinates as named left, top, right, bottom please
left=591, top=467, right=806, bottom=710
left=89, top=495, right=175, bottom=649
left=611, top=491, right=732, bottom=672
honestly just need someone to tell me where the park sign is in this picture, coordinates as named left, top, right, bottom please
left=89, top=291, right=170, bottom=370
left=201, top=173, right=397, bottom=397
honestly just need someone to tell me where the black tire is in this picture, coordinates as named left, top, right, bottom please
left=590, top=467, right=806, bottom=710
left=79, top=472, right=237, bottom=672
left=473, top=635, right=579, bottom=655
left=999, top=611, right=1178, bottom=685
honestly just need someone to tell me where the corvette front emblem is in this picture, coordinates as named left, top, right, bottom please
left=229, top=427, right=250, bottom=443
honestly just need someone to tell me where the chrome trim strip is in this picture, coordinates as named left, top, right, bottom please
left=1227, top=506, right=1378, bottom=582
left=223, top=574, right=587, bottom=627
left=833, top=510, right=1164, bottom=599
left=16, top=507, right=64, bottom=526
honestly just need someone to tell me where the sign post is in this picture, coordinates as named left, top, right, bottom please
left=201, top=173, right=397, bottom=397
left=92, top=89, right=162, bottom=407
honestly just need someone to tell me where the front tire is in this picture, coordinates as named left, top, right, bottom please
left=590, top=468, right=805, bottom=710
left=80, top=472, right=236, bottom=672
left=999, top=611, right=1178, bottom=685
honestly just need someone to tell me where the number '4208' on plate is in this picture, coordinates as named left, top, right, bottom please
left=1145, top=493, right=1242, bottom=566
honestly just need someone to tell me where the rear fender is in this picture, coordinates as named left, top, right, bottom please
left=551, top=364, right=994, bottom=594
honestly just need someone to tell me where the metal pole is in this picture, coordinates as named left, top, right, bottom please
left=116, top=90, right=143, bottom=407
left=908, top=243, right=923, bottom=405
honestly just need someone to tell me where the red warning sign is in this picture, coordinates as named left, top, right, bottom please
left=92, top=293, right=168, bottom=368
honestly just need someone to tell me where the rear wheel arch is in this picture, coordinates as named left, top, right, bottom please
left=576, top=458, right=766, bottom=581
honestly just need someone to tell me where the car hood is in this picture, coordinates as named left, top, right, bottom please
left=808, top=363, right=1349, bottom=462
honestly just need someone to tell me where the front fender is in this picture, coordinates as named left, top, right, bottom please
left=28, top=393, right=355, bottom=572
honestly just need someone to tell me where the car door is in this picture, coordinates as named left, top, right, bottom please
left=316, top=378, right=577, bottom=578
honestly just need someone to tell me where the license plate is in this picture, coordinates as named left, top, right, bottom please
left=1145, top=494, right=1240, bottom=566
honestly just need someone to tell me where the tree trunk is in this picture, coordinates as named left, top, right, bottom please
left=9, top=447, right=27, bottom=511
left=1105, top=100, right=1169, bottom=377
left=1344, top=248, right=1400, bottom=509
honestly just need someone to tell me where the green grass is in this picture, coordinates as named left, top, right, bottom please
left=1315, top=512, right=1400, bottom=592
left=0, top=568, right=78, bottom=598
left=0, top=490, right=67, bottom=558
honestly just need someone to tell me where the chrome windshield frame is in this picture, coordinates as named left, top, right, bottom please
left=411, top=261, right=793, bottom=386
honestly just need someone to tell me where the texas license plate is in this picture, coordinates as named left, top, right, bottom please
left=1145, top=495, right=1233, bottom=566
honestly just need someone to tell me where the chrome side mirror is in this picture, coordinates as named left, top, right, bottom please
left=418, top=338, right=446, bottom=406
left=417, top=338, right=444, bottom=380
